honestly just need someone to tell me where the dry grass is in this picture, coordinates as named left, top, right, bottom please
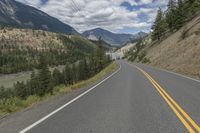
left=0, top=28, right=64, bottom=49
left=146, top=14, right=200, bottom=79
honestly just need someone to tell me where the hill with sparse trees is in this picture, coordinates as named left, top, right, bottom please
left=0, top=26, right=111, bottom=74
left=125, top=0, right=200, bottom=79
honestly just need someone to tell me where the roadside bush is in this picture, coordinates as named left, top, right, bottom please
left=0, top=97, right=24, bottom=114
left=142, top=57, right=151, bottom=64
left=24, top=95, right=41, bottom=106
left=138, top=51, right=146, bottom=62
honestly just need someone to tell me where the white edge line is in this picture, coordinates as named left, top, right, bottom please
left=19, top=63, right=121, bottom=133
left=146, top=65, right=200, bottom=83
left=126, top=61, right=200, bottom=83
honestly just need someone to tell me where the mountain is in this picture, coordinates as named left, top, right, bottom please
left=0, top=0, right=78, bottom=34
left=82, top=28, right=147, bottom=46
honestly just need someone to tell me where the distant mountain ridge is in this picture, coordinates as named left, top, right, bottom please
left=0, top=0, right=78, bottom=34
left=82, top=28, right=147, bottom=46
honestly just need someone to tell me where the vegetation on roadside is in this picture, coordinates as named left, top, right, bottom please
left=124, top=39, right=151, bottom=63
left=124, top=0, right=200, bottom=64
left=0, top=45, right=116, bottom=116
left=152, top=0, right=200, bottom=41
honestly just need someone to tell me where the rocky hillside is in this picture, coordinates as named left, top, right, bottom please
left=0, top=0, right=78, bottom=34
left=146, top=14, right=200, bottom=79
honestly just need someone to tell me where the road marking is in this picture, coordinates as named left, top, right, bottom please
left=153, top=67, right=200, bottom=83
left=145, top=71, right=200, bottom=132
left=134, top=65, right=200, bottom=133
left=19, top=63, right=121, bottom=133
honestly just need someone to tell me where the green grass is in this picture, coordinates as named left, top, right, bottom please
left=0, top=62, right=118, bottom=117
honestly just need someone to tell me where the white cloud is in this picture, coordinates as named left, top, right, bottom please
left=140, top=0, right=153, bottom=4
left=16, top=0, right=167, bottom=33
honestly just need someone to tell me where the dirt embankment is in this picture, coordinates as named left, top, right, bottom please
left=146, top=14, right=200, bottom=79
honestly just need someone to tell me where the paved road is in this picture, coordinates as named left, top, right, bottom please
left=2, top=61, right=200, bottom=133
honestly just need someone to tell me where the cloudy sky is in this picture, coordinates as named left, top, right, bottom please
left=16, top=0, right=168, bottom=34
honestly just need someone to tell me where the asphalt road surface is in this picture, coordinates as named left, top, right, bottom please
left=1, top=60, right=200, bottom=133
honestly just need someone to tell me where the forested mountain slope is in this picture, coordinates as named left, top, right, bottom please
left=0, top=27, right=96, bottom=74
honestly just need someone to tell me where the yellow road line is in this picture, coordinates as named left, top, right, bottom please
left=144, top=70, right=200, bottom=132
left=134, top=66, right=200, bottom=133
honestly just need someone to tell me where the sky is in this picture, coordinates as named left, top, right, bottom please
left=16, top=0, right=168, bottom=34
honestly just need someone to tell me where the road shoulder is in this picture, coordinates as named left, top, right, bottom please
left=0, top=62, right=120, bottom=133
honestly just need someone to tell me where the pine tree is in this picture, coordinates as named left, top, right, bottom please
left=174, top=0, right=185, bottom=30
left=14, top=81, right=27, bottom=99
left=185, top=0, right=200, bottom=16
left=77, top=60, right=87, bottom=81
left=52, top=68, right=63, bottom=86
left=63, top=64, right=73, bottom=85
left=27, top=71, right=39, bottom=95
left=83, top=58, right=89, bottom=79
left=71, top=64, right=78, bottom=83
left=88, top=56, right=94, bottom=76
left=38, top=56, right=52, bottom=96
left=166, top=0, right=177, bottom=32
left=95, top=42, right=105, bottom=72
left=152, top=8, right=167, bottom=41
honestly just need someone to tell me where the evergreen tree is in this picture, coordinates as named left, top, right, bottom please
left=174, top=0, right=185, bottom=30
left=95, top=42, right=105, bottom=72
left=77, top=60, right=87, bottom=81
left=166, top=0, right=177, bottom=32
left=28, top=71, right=39, bottom=95
left=184, top=0, right=200, bottom=16
left=87, top=54, right=97, bottom=77
left=152, top=8, right=167, bottom=41
left=71, top=64, right=78, bottom=83
left=83, top=58, right=89, bottom=79
left=14, top=81, right=27, bottom=99
left=52, top=68, right=63, bottom=86
left=63, top=64, right=73, bottom=85
left=38, top=56, right=52, bottom=96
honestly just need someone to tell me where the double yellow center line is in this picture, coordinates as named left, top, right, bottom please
left=134, top=65, right=200, bottom=133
